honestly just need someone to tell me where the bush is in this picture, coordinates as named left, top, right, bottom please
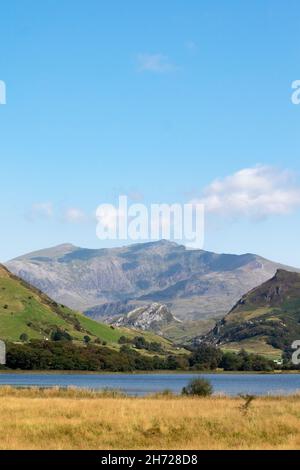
left=118, top=336, right=129, bottom=344
left=19, top=333, right=29, bottom=342
left=182, top=377, right=213, bottom=397
left=51, top=329, right=73, bottom=342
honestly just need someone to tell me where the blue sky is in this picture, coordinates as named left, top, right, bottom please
left=0, top=0, right=300, bottom=266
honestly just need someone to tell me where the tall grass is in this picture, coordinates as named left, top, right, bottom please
left=0, top=387, right=299, bottom=449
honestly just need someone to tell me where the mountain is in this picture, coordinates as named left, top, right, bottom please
left=203, top=269, right=300, bottom=358
left=6, top=241, right=299, bottom=325
left=0, top=264, right=176, bottom=353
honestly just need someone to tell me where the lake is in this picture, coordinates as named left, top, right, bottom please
left=0, top=372, right=300, bottom=396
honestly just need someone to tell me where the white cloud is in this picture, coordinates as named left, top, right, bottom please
left=28, top=202, right=54, bottom=221
left=64, top=208, right=87, bottom=224
left=137, top=53, right=176, bottom=73
left=191, top=165, right=300, bottom=220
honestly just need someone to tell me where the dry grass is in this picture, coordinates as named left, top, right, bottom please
left=0, top=387, right=300, bottom=449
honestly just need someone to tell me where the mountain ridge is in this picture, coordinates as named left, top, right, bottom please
left=6, top=241, right=299, bottom=324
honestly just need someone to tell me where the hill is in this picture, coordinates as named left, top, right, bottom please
left=0, top=264, right=177, bottom=354
left=6, top=241, right=298, bottom=325
left=203, top=269, right=300, bottom=357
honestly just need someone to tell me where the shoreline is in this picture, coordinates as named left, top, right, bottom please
left=0, top=369, right=299, bottom=375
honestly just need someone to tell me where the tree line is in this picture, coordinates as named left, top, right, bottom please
left=2, top=340, right=282, bottom=372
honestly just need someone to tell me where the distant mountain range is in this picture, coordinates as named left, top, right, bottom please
left=6, top=241, right=298, bottom=328
left=203, top=269, right=300, bottom=357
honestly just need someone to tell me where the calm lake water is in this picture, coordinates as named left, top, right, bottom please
left=0, top=373, right=300, bottom=396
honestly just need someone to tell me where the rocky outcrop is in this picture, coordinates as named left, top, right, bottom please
left=112, top=303, right=178, bottom=334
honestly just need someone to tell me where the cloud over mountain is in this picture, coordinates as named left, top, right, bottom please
left=192, top=165, right=300, bottom=220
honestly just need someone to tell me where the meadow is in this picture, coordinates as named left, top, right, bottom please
left=0, top=387, right=299, bottom=449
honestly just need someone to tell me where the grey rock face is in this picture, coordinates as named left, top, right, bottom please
left=112, top=303, right=177, bottom=334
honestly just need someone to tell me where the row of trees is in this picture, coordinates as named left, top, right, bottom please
left=5, top=340, right=187, bottom=372
left=118, top=335, right=163, bottom=353
left=3, top=340, right=280, bottom=372
left=19, top=329, right=105, bottom=345
left=188, top=343, right=276, bottom=371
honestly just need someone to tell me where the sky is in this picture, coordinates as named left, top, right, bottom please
left=0, top=0, right=300, bottom=266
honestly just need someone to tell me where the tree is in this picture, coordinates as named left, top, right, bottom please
left=19, top=333, right=29, bottom=342
left=83, top=335, right=91, bottom=344
left=182, top=377, right=213, bottom=397
left=220, top=352, right=243, bottom=371
left=189, top=343, right=222, bottom=370
left=51, top=329, right=72, bottom=342
left=118, top=336, right=129, bottom=344
left=133, top=336, right=147, bottom=349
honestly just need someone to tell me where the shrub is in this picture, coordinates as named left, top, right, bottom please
left=19, top=333, right=29, bottom=342
left=118, top=336, right=129, bottom=344
left=182, top=377, right=213, bottom=397
left=50, top=329, right=73, bottom=342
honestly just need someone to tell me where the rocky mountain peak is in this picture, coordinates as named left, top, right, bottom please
left=113, top=302, right=177, bottom=333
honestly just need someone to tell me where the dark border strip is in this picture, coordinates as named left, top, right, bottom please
left=0, top=450, right=296, bottom=465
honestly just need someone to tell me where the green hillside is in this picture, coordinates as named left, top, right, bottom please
left=0, top=264, right=176, bottom=353
left=205, top=269, right=300, bottom=358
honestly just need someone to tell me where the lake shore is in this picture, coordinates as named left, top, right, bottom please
left=0, top=387, right=299, bottom=450
left=0, top=372, right=299, bottom=397
left=0, top=368, right=299, bottom=375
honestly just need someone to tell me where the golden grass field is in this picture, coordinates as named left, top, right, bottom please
left=0, top=387, right=299, bottom=450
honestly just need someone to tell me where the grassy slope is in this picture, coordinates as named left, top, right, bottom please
left=0, top=388, right=300, bottom=449
left=0, top=265, right=179, bottom=354
left=162, top=319, right=216, bottom=343
left=222, top=340, right=282, bottom=359
left=210, top=270, right=300, bottom=357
